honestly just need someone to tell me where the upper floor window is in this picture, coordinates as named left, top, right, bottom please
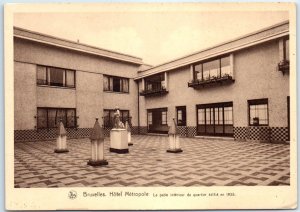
left=37, top=107, right=76, bottom=129
left=37, top=65, right=75, bottom=88
left=283, top=38, right=289, bottom=61
left=193, top=55, right=231, bottom=81
left=145, top=73, right=166, bottom=92
left=103, top=75, right=129, bottom=93
left=248, top=99, right=268, bottom=126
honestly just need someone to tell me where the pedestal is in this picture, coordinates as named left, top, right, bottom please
left=128, top=131, right=133, bottom=146
left=54, top=135, right=69, bottom=153
left=166, top=134, right=183, bottom=153
left=110, top=129, right=129, bottom=153
left=87, top=140, right=108, bottom=166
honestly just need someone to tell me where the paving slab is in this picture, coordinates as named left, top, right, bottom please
left=14, top=135, right=290, bottom=187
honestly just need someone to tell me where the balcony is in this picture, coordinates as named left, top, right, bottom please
left=140, top=87, right=169, bottom=97
left=188, top=74, right=235, bottom=89
left=278, top=60, right=289, bottom=74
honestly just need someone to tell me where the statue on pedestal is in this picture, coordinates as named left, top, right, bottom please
left=113, top=106, right=124, bottom=129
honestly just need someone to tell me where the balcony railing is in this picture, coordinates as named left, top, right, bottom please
left=140, top=87, right=169, bottom=97
left=188, top=74, right=235, bottom=88
left=278, top=60, right=289, bottom=74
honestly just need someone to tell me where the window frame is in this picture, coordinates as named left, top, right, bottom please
left=37, top=107, right=77, bottom=129
left=36, top=65, right=76, bottom=89
left=176, top=106, right=187, bottom=126
left=248, top=98, right=269, bottom=126
left=283, top=37, right=289, bottom=62
left=192, top=55, right=231, bottom=81
left=103, top=75, right=130, bottom=93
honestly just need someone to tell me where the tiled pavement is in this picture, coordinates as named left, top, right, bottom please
left=14, top=135, right=290, bottom=187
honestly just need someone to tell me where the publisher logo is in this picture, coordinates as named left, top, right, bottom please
left=68, top=190, right=77, bottom=200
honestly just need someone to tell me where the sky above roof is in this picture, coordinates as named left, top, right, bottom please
left=14, top=5, right=289, bottom=66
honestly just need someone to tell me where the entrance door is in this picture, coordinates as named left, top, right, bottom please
left=147, top=108, right=168, bottom=134
left=197, top=102, right=233, bottom=137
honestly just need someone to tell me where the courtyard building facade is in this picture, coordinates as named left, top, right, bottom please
left=14, top=21, right=290, bottom=143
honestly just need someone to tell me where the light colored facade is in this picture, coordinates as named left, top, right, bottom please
left=14, top=21, right=290, bottom=143
left=14, top=27, right=143, bottom=140
left=136, top=21, right=290, bottom=142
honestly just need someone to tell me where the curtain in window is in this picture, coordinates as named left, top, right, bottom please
left=66, top=70, right=75, bottom=87
left=37, top=109, right=47, bottom=128
left=103, top=76, right=109, bottom=91
left=37, top=66, right=47, bottom=85
left=49, top=68, right=64, bottom=86
left=122, top=79, right=129, bottom=92
left=67, top=109, right=76, bottom=127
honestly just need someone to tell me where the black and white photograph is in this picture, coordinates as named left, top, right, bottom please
left=5, top=2, right=297, bottom=210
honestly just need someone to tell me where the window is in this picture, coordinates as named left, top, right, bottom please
left=197, top=102, right=233, bottom=136
left=161, top=111, right=167, bottom=125
left=176, top=106, right=186, bottom=126
left=284, top=38, right=289, bottom=61
left=103, top=109, right=130, bottom=127
left=37, top=65, right=75, bottom=88
left=193, top=55, right=232, bottom=81
left=37, top=108, right=76, bottom=129
left=103, top=75, right=129, bottom=93
left=144, top=73, right=165, bottom=92
left=248, top=99, right=268, bottom=126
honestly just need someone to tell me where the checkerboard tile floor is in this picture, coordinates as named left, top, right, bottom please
left=14, top=135, right=290, bottom=187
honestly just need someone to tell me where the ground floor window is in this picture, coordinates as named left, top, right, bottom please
left=197, top=102, right=233, bottom=136
left=147, top=108, right=168, bottom=134
left=37, top=108, right=76, bottom=129
left=103, top=109, right=129, bottom=127
left=248, top=98, right=268, bottom=126
left=176, top=106, right=186, bottom=126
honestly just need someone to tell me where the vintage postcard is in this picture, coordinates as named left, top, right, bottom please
left=4, top=2, right=297, bottom=210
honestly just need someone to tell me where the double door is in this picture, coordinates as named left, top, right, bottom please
left=197, top=102, right=233, bottom=137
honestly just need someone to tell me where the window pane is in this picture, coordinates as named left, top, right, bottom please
left=103, top=110, right=110, bottom=127
left=109, top=77, right=113, bottom=91
left=37, top=108, right=47, bottom=128
left=37, top=66, right=47, bottom=85
left=178, top=110, right=182, bottom=121
left=203, top=59, right=220, bottom=79
left=198, top=109, right=205, bottom=124
left=162, top=111, right=167, bottom=124
left=113, top=78, right=121, bottom=92
left=49, top=67, right=65, bottom=87
left=224, top=106, right=233, bottom=125
left=249, top=103, right=268, bottom=125
left=57, top=109, right=67, bottom=127
left=221, top=56, right=231, bottom=77
left=66, top=70, right=75, bottom=87
left=194, top=64, right=202, bottom=80
left=103, top=76, right=109, bottom=91
left=122, top=79, right=129, bottom=92
left=109, top=111, right=114, bottom=127
left=48, top=109, right=57, bottom=128
left=121, top=110, right=129, bottom=123
left=206, top=108, right=211, bottom=124
left=285, top=39, right=289, bottom=61
left=67, top=109, right=76, bottom=127
left=148, top=112, right=152, bottom=125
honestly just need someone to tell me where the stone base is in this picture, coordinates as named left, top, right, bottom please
left=87, top=160, right=109, bottom=166
left=110, top=129, right=128, bottom=153
left=110, top=148, right=129, bottom=154
left=54, top=149, right=69, bottom=153
left=128, top=143, right=133, bottom=146
left=166, top=149, right=183, bottom=153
